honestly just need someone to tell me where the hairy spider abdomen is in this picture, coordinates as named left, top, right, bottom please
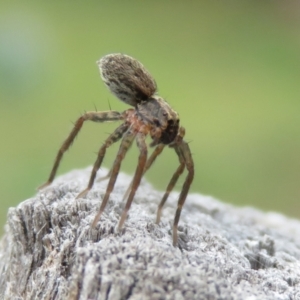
left=99, top=54, right=157, bottom=107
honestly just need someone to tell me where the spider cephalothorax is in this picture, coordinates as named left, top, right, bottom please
left=136, top=96, right=180, bottom=146
left=39, top=53, right=194, bottom=246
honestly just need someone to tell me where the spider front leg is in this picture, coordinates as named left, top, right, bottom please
left=92, top=128, right=136, bottom=227
left=172, top=140, right=194, bottom=247
left=38, top=110, right=123, bottom=190
left=155, top=146, right=185, bottom=225
left=118, top=132, right=147, bottom=231
left=76, top=122, right=129, bottom=199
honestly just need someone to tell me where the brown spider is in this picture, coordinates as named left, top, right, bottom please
left=38, top=53, right=194, bottom=246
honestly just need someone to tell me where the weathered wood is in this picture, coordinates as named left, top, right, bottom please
left=1, top=167, right=300, bottom=299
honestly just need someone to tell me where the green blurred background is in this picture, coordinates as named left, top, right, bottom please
left=1, top=1, right=300, bottom=234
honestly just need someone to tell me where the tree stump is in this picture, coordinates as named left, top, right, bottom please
left=1, top=167, right=300, bottom=299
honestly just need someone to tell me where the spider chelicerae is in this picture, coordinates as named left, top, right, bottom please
left=39, top=53, right=194, bottom=246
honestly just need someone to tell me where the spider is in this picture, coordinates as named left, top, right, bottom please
left=38, top=53, right=194, bottom=246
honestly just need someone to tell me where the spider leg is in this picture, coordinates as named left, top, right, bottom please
left=156, top=146, right=185, bottom=224
left=92, top=128, right=136, bottom=227
left=144, top=144, right=165, bottom=171
left=118, top=132, right=147, bottom=231
left=76, top=122, right=129, bottom=199
left=96, top=168, right=112, bottom=182
left=155, top=126, right=186, bottom=224
left=172, top=140, right=194, bottom=247
left=38, top=111, right=123, bottom=190
left=122, top=144, right=165, bottom=201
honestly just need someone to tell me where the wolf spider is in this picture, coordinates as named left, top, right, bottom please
left=39, top=53, right=194, bottom=246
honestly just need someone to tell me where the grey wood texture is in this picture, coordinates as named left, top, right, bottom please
left=1, top=167, right=300, bottom=300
